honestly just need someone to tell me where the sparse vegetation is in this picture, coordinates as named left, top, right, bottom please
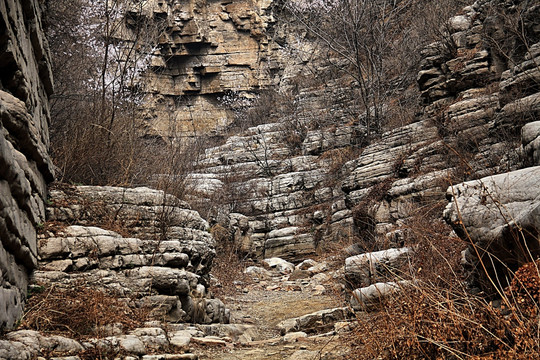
left=281, top=0, right=468, bottom=139
left=21, top=285, right=150, bottom=338
left=343, top=173, right=540, bottom=359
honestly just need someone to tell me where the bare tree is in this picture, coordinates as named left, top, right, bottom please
left=282, top=0, right=468, bottom=138
left=45, top=0, right=167, bottom=185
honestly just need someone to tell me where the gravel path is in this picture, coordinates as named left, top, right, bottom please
left=196, top=267, right=355, bottom=360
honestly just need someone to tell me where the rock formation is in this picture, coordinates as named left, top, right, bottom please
left=186, top=0, right=540, bottom=298
left=444, top=166, right=540, bottom=295
left=1, top=0, right=539, bottom=356
left=0, top=0, right=54, bottom=329
left=37, top=185, right=230, bottom=324
left=118, top=0, right=286, bottom=138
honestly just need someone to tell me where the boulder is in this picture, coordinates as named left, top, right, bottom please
left=262, top=257, right=295, bottom=274
left=277, top=307, right=353, bottom=335
left=345, top=248, right=412, bottom=288
left=296, top=259, right=317, bottom=270
left=522, top=121, right=540, bottom=166
left=444, top=166, right=540, bottom=293
left=350, top=281, right=411, bottom=310
left=283, top=331, right=307, bottom=343
left=244, top=266, right=273, bottom=279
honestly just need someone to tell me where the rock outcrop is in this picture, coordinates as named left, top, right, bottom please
left=118, top=0, right=287, bottom=138
left=186, top=0, right=540, bottom=270
left=0, top=0, right=54, bottom=329
left=444, top=166, right=540, bottom=295
left=0, top=323, right=260, bottom=359
left=36, top=185, right=230, bottom=324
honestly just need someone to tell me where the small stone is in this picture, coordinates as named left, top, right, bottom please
left=296, top=259, right=317, bottom=271
left=285, top=284, right=302, bottom=291
left=191, top=337, right=228, bottom=346
left=118, top=335, right=146, bottom=355
left=262, top=258, right=295, bottom=274
left=142, top=355, right=198, bottom=360
left=170, top=334, right=191, bottom=348
left=244, top=266, right=272, bottom=279
left=311, top=273, right=329, bottom=284
left=307, top=262, right=328, bottom=275
left=283, top=332, right=307, bottom=343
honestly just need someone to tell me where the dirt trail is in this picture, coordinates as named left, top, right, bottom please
left=197, top=269, right=354, bottom=360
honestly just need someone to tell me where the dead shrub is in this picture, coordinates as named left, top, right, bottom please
left=210, top=240, right=250, bottom=299
left=320, top=146, right=361, bottom=174
left=348, top=265, right=540, bottom=359
left=347, top=209, right=540, bottom=359
left=350, top=178, right=395, bottom=251
left=401, top=200, right=466, bottom=284
left=505, top=259, right=540, bottom=316
left=20, top=284, right=149, bottom=338
left=210, top=223, right=231, bottom=243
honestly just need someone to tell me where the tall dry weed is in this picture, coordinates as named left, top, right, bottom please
left=347, top=202, right=540, bottom=359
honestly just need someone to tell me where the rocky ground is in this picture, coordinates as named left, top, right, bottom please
left=0, top=185, right=358, bottom=359
left=196, top=259, right=355, bottom=360
left=0, top=254, right=357, bottom=360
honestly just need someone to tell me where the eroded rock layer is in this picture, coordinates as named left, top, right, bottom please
left=0, top=0, right=54, bottom=329
left=121, top=0, right=284, bottom=137
left=187, top=0, right=540, bottom=267
left=36, top=185, right=230, bottom=324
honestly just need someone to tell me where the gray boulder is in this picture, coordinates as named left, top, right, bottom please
left=444, top=166, right=540, bottom=293
left=345, top=247, right=411, bottom=288
left=350, top=281, right=411, bottom=311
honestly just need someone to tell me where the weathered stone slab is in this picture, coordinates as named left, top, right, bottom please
left=277, top=307, right=353, bottom=335
left=350, top=281, right=411, bottom=310
left=345, top=248, right=412, bottom=288
left=444, top=166, right=540, bottom=293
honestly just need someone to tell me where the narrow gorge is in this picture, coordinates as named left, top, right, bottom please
left=1, top=0, right=540, bottom=359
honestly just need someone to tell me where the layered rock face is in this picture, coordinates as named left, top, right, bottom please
left=121, top=0, right=283, bottom=138
left=187, top=120, right=358, bottom=260
left=187, top=0, right=540, bottom=274
left=36, top=185, right=229, bottom=324
left=0, top=0, right=54, bottom=329
left=444, top=166, right=540, bottom=294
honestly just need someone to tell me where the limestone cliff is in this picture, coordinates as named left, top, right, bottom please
left=186, top=0, right=540, bottom=270
left=0, top=0, right=54, bottom=329
left=121, top=0, right=285, bottom=138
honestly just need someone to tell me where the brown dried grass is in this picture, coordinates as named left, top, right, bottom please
left=20, top=284, right=150, bottom=338
left=346, top=206, right=540, bottom=360
left=348, top=262, right=540, bottom=359
left=210, top=232, right=251, bottom=299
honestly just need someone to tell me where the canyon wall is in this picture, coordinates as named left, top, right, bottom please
left=0, top=0, right=54, bottom=329
left=122, top=0, right=288, bottom=138
left=187, top=0, right=540, bottom=277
